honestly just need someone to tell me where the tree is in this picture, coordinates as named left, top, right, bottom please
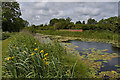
left=2, top=2, right=29, bottom=32
left=82, top=21, right=85, bottom=24
left=87, top=18, right=97, bottom=24
left=76, top=21, right=81, bottom=24
left=67, top=22, right=74, bottom=29
left=66, top=17, right=72, bottom=22
left=49, top=18, right=59, bottom=26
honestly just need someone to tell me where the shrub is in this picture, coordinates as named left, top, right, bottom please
left=2, top=32, right=11, bottom=40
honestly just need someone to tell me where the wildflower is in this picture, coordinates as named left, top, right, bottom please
left=15, top=45, right=16, bottom=46
left=111, top=70, right=116, bottom=73
left=44, top=53, right=48, bottom=56
left=65, top=71, right=68, bottom=74
left=13, top=46, right=15, bottom=48
left=34, top=48, right=38, bottom=51
left=45, top=62, right=48, bottom=65
left=34, top=43, right=37, bottom=45
left=7, top=57, right=11, bottom=60
left=40, top=50, right=44, bottom=53
left=31, top=53, right=35, bottom=56
left=43, top=57, right=47, bottom=61
left=75, top=46, right=79, bottom=48
left=12, top=56, right=15, bottom=59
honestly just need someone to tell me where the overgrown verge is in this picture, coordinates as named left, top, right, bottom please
left=2, top=31, right=89, bottom=78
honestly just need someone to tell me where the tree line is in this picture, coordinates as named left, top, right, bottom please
left=29, top=16, right=120, bottom=33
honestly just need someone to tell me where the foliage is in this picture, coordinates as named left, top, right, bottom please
left=36, top=30, right=119, bottom=41
left=2, top=32, right=89, bottom=78
left=2, top=32, right=11, bottom=40
left=2, top=2, right=29, bottom=32
left=29, top=16, right=120, bottom=33
left=87, top=18, right=97, bottom=24
left=2, top=32, right=16, bottom=40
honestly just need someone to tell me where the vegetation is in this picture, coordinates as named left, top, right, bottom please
left=2, top=32, right=89, bottom=78
left=62, top=43, right=120, bottom=78
left=2, top=2, right=29, bottom=32
left=36, top=30, right=119, bottom=42
left=2, top=1, right=120, bottom=79
left=27, top=16, right=120, bottom=34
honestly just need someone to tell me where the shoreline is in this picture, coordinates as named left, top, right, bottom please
left=35, top=33, right=120, bottom=48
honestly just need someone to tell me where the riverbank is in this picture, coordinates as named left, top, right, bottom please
left=34, top=33, right=120, bottom=78
left=35, top=30, right=120, bottom=48
left=2, top=32, right=90, bottom=78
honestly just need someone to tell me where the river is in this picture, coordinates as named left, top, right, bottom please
left=63, top=40, right=120, bottom=73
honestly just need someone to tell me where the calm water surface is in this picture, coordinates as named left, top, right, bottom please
left=65, top=40, right=120, bottom=72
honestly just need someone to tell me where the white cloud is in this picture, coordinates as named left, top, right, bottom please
left=18, top=2, right=118, bottom=25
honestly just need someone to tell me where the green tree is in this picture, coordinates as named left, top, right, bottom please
left=82, top=21, right=85, bottom=24
left=76, top=21, right=81, bottom=24
left=67, top=22, right=74, bottom=29
left=49, top=18, right=59, bottom=26
left=2, top=2, right=29, bottom=32
left=87, top=18, right=97, bottom=24
left=66, top=17, right=72, bottom=22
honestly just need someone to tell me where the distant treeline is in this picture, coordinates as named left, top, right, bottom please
left=27, top=16, right=120, bottom=33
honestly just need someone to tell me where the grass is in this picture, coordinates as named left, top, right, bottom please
left=36, top=30, right=120, bottom=48
left=2, top=31, right=89, bottom=78
left=0, top=40, right=2, bottom=80
left=36, top=30, right=119, bottom=42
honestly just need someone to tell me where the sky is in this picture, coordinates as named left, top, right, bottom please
left=18, top=2, right=118, bottom=25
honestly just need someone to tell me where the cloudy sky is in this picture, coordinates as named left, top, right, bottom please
left=18, top=2, right=118, bottom=25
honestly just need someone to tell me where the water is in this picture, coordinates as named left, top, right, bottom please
left=66, top=40, right=120, bottom=54
left=63, top=40, right=120, bottom=72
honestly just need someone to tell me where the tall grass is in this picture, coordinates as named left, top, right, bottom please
left=2, top=32, right=89, bottom=78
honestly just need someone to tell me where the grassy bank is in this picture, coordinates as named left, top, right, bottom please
left=2, top=32, right=89, bottom=78
left=36, top=30, right=119, bottom=41
left=36, top=30, right=119, bottom=47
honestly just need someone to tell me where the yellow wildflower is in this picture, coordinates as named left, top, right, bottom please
left=43, top=57, right=47, bottom=61
left=7, top=57, right=11, bottom=60
left=40, top=50, right=44, bottom=53
left=44, top=53, right=48, bottom=56
left=45, top=62, right=48, bottom=65
left=111, top=70, right=116, bottom=73
left=31, top=53, right=35, bottom=56
left=12, top=56, right=15, bottom=59
left=15, top=45, right=16, bottom=46
left=75, top=46, right=79, bottom=48
left=65, top=71, right=67, bottom=74
left=34, top=43, right=37, bottom=45
left=13, top=46, right=15, bottom=48
left=34, top=48, right=38, bottom=51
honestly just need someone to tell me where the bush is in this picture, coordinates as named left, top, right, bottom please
left=2, top=32, right=11, bottom=40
